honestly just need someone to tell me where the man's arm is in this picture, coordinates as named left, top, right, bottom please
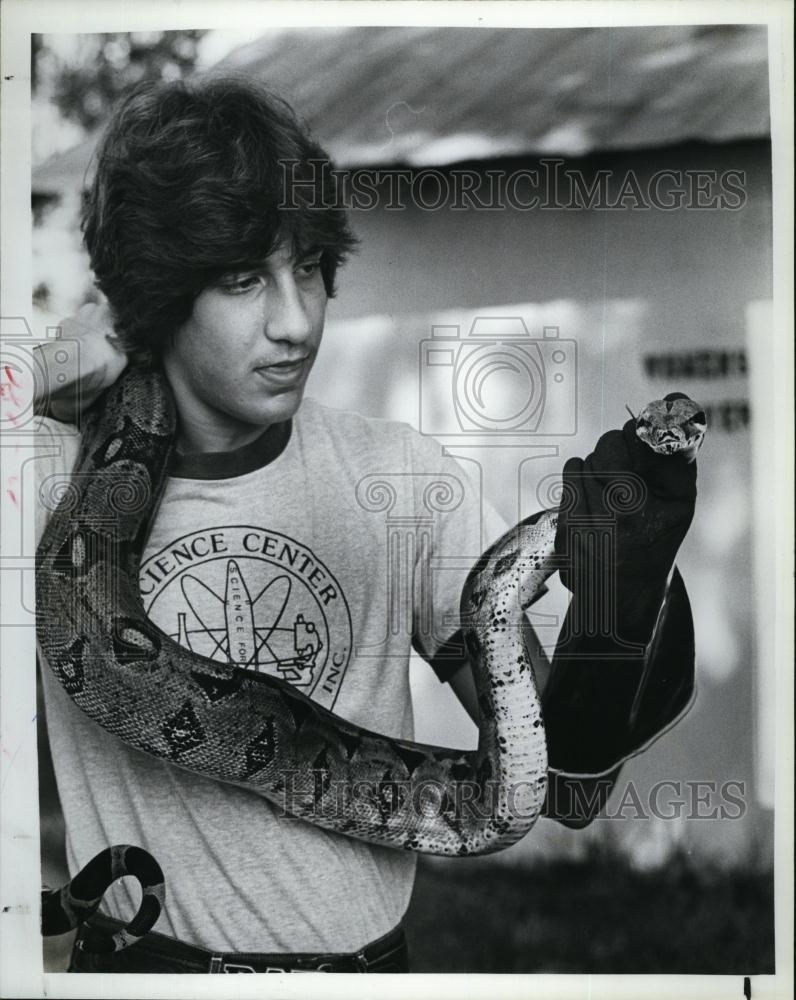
left=539, top=413, right=698, bottom=822
left=435, top=617, right=623, bottom=828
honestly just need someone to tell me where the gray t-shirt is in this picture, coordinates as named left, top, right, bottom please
left=36, top=396, right=505, bottom=953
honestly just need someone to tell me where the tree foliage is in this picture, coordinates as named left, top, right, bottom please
left=33, top=31, right=207, bottom=132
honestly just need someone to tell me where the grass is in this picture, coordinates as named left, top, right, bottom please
left=403, top=851, right=775, bottom=974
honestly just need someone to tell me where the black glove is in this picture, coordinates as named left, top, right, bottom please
left=554, top=408, right=697, bottom=647
left=541, top=400, right=699, bottom=792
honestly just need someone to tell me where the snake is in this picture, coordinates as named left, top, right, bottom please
left=41, top=845, right=164, bottom=954
left=36, top=369, right=705, bottom=948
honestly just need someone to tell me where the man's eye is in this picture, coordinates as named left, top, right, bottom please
left=221, top=275, right=261, bottom=294
left=296, top=259, right=322, bottom=278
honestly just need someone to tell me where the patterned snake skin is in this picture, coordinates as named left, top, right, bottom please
left=41, top=845, right=164, bottom=954
left=37, top=368, right=705, bottom=943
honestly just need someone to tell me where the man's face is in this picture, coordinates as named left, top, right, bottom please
left=162, top=244, right=327, bottom=451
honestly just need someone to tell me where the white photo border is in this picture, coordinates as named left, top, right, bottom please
left=1, top=2, right=792, bottom=998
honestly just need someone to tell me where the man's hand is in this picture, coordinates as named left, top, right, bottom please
left=555, top=412, right=698, bottom=647
left=541, top=405, right=699, bottom=795
left=34, top=302, right=127, bottom=422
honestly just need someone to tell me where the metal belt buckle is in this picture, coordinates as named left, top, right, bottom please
left=208, top=955, right=256, bottom=973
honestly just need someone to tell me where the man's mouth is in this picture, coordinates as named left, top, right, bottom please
left=254, top=357, right=309, bottom=385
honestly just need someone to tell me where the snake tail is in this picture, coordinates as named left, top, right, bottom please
left=40, top=845, right=165, bottom=953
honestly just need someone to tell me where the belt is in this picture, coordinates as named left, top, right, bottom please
left=70, top=911, right=409, bottom=973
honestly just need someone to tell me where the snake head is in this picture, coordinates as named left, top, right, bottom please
left=634, top=393, right=706, bottom=463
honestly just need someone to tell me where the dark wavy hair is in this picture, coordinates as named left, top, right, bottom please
left=82, top=75, right=357, bottom=361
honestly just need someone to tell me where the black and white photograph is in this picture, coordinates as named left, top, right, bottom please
left=1, top=1, right=793, bottom=997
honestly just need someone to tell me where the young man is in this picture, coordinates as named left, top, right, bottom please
left=35, top=76, right=698, bottom=974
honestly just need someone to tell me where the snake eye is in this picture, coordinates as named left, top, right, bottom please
left=691, top=411, right=707, bottom=426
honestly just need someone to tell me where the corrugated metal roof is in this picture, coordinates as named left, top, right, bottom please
left=33, top=24, right=770, bottom=194
left=211, top=23, right=770, bottom=163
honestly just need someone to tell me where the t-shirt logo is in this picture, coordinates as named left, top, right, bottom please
left=140, top=525, right=353, bottom=709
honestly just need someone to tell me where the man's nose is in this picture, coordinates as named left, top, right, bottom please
left=265, top=279, right=314, bottom=344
